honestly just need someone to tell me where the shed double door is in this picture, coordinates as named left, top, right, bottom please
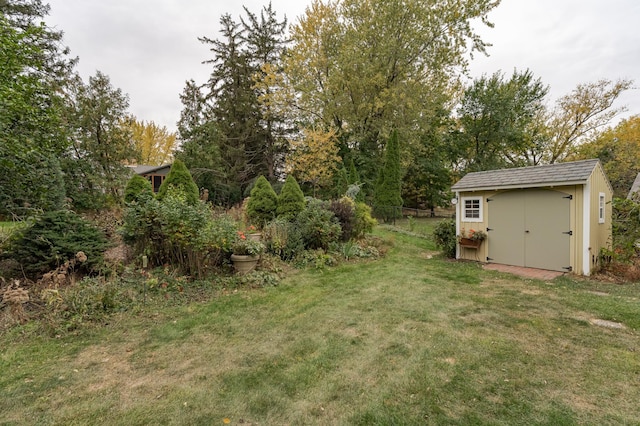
left=487, top=189, right=571, bottom=272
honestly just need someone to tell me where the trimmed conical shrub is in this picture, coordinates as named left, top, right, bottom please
left=246, top=176, right=278, bottom=228
left=157, top=159, right=200, bottom=205
left=277, top=175, right=306, bottom=220
left=124, top=174, right=154, bottom=203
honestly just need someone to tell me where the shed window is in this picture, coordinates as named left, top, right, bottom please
left=462, top=196, right=483, bottom=222
left=599, top=192, right=605, bottom=224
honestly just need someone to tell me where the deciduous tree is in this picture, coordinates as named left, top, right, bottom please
left=65, top=71, right=137, bottom=206
left=127, top=118, right=177, bottom=166
left=573, top=115, right=640, bottom=198
left=286, top=0, right=500, bottom=185
left=452, top=69, right=548, bottom=172
left=286, top=127, right=341, bottom=196
left=536, top=79, right=633, bottom=164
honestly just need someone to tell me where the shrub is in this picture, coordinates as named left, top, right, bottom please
left=433, top=218, right=456, bottom=258
left=353, top=202, right=377, bottom=239
left=609, top=197, right=640, bottom=263
left=0, top=150, right=66, bottom=219
left=198, top=213, right=237, bottom=265
left=262, top=218, right=304, bottom=261
left=295, top=199, right=341, bottom=250
left=121, top=187, right=238, bottom=276
left=124, top=174, right=154, bottom=203
left=277, top=175, right=305, bottom=220
left=6, top=210, right=108, bottom=277
left=246, top=176, right=278, bottom=228
left=329, top=197, right=356, bottom=241
left=156, top=159, right=200, bottom=206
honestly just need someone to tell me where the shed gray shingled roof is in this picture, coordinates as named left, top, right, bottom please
left=451, top=159, right=600, bottom=191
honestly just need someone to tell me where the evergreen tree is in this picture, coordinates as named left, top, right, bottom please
left=175, top=80, right=229, bottom=204
left=241, top=3, right=290, bottom=180
left=277, top=175, right=305, bottom=220
left=374, top=130, right=403, bottom=222
left=201, top=14, right=262, bottom=199
left=157, top=159, right=200, bottom=205
left=246, top=175, right=278, bottom=228
left=346, top=157, right=360, bottom=185
left=333, top=166, right=349, bottom=199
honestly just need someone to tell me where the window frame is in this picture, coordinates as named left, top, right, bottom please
left=598, top=192, right=605, bottom=224
left=461, top=196, right=483, bottom=223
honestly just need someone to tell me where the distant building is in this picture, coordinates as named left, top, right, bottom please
left=128, top=164, right=171, bottom=193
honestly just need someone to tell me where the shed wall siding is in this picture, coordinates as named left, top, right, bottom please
left=457, top=190, right=491, bottom=262
left=588, top=167, right=613, bottom=273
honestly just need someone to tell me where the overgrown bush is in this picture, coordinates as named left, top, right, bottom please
left=329, top=197, right=356, bottom=241
left=277, top=175, right=305, bottom=220
left=262, top=218, right=304, bottom=261
left=6, top=210, right=109, bottom=278
left=124, top=174, right=154, bottom=203
left=121, top=187, right=235, bottom=277
left=295, top=199, right=342, bottom=250
left=156, top=159, right=200, bottom=206
left=120, top=196, right=163, bottom=261
left=432, top=218, right=456, bottom=258
left=246, top=176, right=278, bottom=228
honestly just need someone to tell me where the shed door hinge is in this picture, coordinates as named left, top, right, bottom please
left=486, top=198, right=493, bottom=202
left=563, top=230, right=573, bottom=236
left=486, top=228, right=493, bottom=232
left=563, top=195, right=573, bottom=200
left=486, top=257, right=493, bottom=261
left=562, top=266, right=573, bottom=271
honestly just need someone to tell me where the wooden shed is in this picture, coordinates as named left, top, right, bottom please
left=450, top=159, right=612, bottom=275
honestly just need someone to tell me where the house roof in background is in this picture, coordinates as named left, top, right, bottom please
left=451, top=159, right=602, bottom=191
left=127, top=164, right=172, bottom=175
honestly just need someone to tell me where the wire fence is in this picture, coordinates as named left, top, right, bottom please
left=372, top=206, right=455, bottom=224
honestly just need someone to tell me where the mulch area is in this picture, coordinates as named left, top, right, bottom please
left=483, top=263, right=565, bottom=280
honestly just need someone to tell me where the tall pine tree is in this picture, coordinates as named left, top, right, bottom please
left=200, top=13, right=262, bottom=202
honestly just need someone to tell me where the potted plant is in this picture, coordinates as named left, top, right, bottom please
left=458, top=228, right=486, bottom=248
left=230, top=231, right=265, bottom=274
left=246, top=225, right=262, bottom=242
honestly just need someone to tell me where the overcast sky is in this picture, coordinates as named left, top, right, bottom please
left=46, top=0, right=639, bottom=133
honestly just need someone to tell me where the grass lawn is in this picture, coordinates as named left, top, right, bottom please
left=2, top=226, right=640, bottom=424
